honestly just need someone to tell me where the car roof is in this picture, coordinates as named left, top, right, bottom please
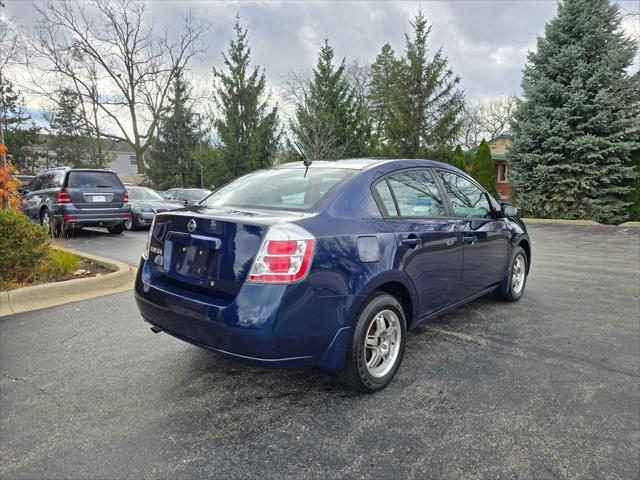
left=274, top=158, right=453, bottom=171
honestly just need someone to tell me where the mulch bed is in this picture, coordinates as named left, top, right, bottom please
left=6, top=260, right=114, bottom=290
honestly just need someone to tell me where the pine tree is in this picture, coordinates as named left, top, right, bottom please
left=1, top=77, right=40, bottom=174
left=47, top=89, right=108, bottom=169
left=370, top=11, right=464, bottom=160
left=369, top=43, right=402, bottom=156
left=291, top=38, right=370, bottom=160
left=471, top=139, right=497, bottom=196
left=146, top=71, right=202, bottom=189
left=453, top=145, right=466, bottom=171
left=508, top=0, right=639, bottom=223
left=213, top=16, right=280, bottom=178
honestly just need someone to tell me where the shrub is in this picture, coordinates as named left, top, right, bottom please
left=471, top=139, right=497, bottom=196
left=0, top=209, right=50, bottom=288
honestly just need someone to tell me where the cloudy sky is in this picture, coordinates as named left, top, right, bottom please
left=3, top=0, right=639, bottom=114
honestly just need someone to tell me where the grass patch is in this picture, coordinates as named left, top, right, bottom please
left=37, top=249, right=81, bottom=282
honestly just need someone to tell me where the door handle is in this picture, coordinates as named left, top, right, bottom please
left=463, top=234, right=477, bottom=245
left=401, top=235, right=420, bottom=248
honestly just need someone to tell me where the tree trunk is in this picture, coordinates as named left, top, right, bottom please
left=136, top=149, right=144, bottom=174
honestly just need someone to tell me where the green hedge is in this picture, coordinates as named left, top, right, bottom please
left=0, top=210, right=50, bottom=288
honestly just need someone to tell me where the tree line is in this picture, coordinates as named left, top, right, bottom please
left=1, top=0, right=638, bottom=222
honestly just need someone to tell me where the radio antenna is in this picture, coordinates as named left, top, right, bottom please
left=293, top=141, right=312, bottom=178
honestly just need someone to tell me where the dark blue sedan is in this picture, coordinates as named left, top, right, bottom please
left=135, top=159, right=531, bottom=392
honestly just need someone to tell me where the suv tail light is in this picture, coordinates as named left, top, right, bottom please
left=123, top=193, right=129, bottom=203
left=248, top=224, right=315, bottom=283
left=56, top=189, right=71, bottom=203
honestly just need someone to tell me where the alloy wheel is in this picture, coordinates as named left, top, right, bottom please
left=512, top=254, right=526, bottom=294
left=363, top=309, right=401, bottom=378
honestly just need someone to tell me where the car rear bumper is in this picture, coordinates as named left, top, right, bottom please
left=134, top=259, right=358, bottom=370
left=53, top=204, right=131, bottom=227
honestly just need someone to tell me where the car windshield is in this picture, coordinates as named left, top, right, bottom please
left=67, top=171, right=122, bottom=188
left=127, top=187, right=163, bottom=201
left=186, top=189, right=211, bottom=202
left=203, top=168, right=355, bottom=211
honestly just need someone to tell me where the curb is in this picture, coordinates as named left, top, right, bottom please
left=0, top=247, right=137, bottom=317
left=523, top=218, right=603, bottom=226
left=524, top=218, right=640, bottom=227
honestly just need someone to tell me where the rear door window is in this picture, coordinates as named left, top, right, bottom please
left=384, top=169, right=447, bottom=217
left=66, top=171, right=122, bottom=189
left=437, top=170, right=492, bottom=219
left=374, top=180, right=398, bottom=216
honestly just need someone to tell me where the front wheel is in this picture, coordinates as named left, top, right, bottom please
left=337, top=293, right=407, bottom=393
left=496, top=246, right=528, bottom=301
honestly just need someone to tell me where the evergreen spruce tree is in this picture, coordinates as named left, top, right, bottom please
left=508, top=0, right=639, bottom=223
left=453, top=145, right=466, bottom=171
left=1, top=77, right=40, bottom=174
left=369, top=43, right=402, bottom=156
left=471, top=139, right=497, bottom=196
left=47, top=89, right=108, bottom=169
left=146, top=71, right=202, bottom=189
left=291, top=38, right=370, bottom=160
left=213, top=16, right=280, bottom=178
left=369, top=11, right=464, bottom=160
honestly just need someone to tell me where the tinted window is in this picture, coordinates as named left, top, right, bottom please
left=203, top=168, right=355, bottom=211
left=437, top=171, right=491, bottom=219
left=386, top=169, right=446, bottom=217
left=30, top=175, right=44, bottom=191
left=67, top=171, right=122, bottom=189
left=374, top=180, right=397, bottom=216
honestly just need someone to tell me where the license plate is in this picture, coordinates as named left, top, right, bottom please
left=92, top=195, right=106, bottom=202
left=173, top=245, right=211, bottom=278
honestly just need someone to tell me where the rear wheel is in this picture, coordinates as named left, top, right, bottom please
left=108, top=223, right=125, bottom=234
left=496, top=246, right=528, bottom=301
left=40, top=208, right=62, bottom=238
left=337, top=293, right=407, bottom=393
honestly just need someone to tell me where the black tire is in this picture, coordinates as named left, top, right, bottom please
left=124, top=214, right=141, bottom=231
left=40, top=208, right=62, bottom=238
left=108, top=223, right=125, bottom=234
left=337, top=293, right=407, bottom=393
left=496, top=246, right=528, bottom=302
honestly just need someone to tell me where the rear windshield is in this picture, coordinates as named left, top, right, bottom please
left=127, top=187, right=163, bottom=201
left=67, top=171, right=122, bottom=189
left=203, top=168, right=355, bottom=211
left=186, top=189, right=211, bottom=202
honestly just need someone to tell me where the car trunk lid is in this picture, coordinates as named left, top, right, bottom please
left=147, top=207, right=308, bottom=300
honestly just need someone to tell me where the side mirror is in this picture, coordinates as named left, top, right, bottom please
left=501, top=202, right=522, bottom=218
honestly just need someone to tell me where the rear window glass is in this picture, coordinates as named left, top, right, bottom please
left=203, top=168, right=355, bottom=211
left=127, top=187, right=163, bottom=201
left=67, top=171, right=122, bottom=189
left=186, top=189, right=211, bottom=202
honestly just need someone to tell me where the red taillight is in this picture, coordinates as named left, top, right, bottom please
left=62, top=215, right=77, bottom=221
left=123, top=213, right=132, bottom=220
left=267, top=240, right=298, bottom=255
left=123, top=193, right=129, bottom=203
left=248, top=225, right=315, bottom=283
left=56, top=190, right=71, bottom=203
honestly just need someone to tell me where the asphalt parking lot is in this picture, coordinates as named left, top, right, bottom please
left=1, top=224, right=639, bottom=479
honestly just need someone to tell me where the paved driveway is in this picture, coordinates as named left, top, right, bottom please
left=57, top=227, right=148, bottom=266
left=1, top=224, right=639, bottom=479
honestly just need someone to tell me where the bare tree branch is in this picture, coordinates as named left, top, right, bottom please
left=27, top=0, right=208, bottom=173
